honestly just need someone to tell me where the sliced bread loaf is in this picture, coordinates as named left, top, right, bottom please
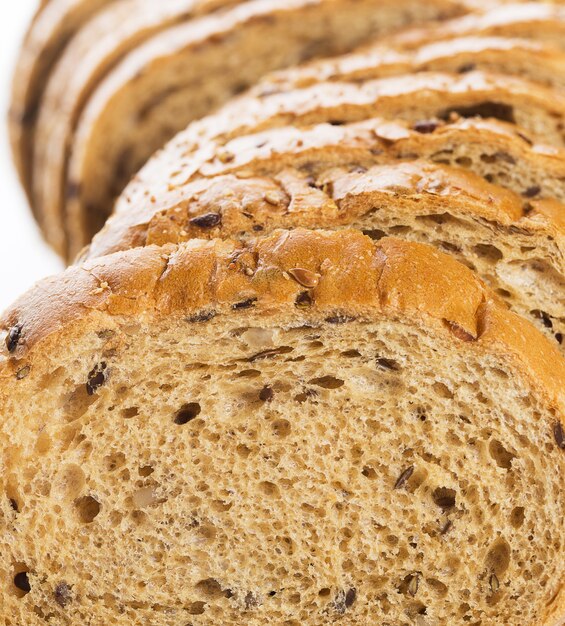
left=35, top=0, right=467, bottom=259
left=90, top=157, right=565, bottom=351
left=1, top=229, right=563, bottom=625
left=8, top=0, right=116, bottom=201
left=66, top=70, right=565, bottom=258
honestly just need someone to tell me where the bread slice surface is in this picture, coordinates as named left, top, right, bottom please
left=118, top=116, right=565, bottom=221
left=1, top=230, right=563, bottom=625
left=261, top=35, right=565, bottom=94
left=66, top=68, right=565, bottom=258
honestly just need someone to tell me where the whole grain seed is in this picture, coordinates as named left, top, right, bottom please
left=345, top=588, right=357, bottom=607
left=189, top=213, right=221, bottom=229
left=54, top=582, right=72, bottom=607
left=5, top=324, right=23, bottom=353
left=186, top=311, right=217, bottom=323
left=86, top=362, right=108, bottom=395
left=408, top=574, right=419, bottom=597
left=264, top=192, right=280, bottom=206
left=288, top=268, right=320, bottom=288
left=523, top=185, right=541, bottom=198
left=394, top=465, right=414, bottom=489
left=554, top=421, right=565, bottom=450
left=16, top=366, right=31, bottom=380
left=444, top=320, right=476, bottom=342
left=259, top=386, right=274, bottom=402
left=232, top=298, right=257, bottom=310
left=377, top=358, right=401, bottom=371
left=413, top=120, right=439, bottom=134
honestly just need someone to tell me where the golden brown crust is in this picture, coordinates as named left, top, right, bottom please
left=87, top=155, right=565, bottom=353
left=119, top=116, right=565, bottom=219
left=118, top=69, right=565, bottom=202
left=106, top=114, right=565, bottom=255
left=2, top=231, right=564, bottom=417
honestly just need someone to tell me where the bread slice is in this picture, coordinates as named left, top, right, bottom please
left=91, top=156, right=565, bottom=351
left=1, top=230, right=563, bottom=625
left=384, top=2, right=565, bottom=51
left=119, top=117, right=565, bottom=216
left=31, top=0, right=247, bottom=247
left=161, top=71, right=565, bottom=156
left=262, top=35, right=565, bottom=92
left=39, top=0, right=467, bottom=259
left=8, top=0, right=115, bottom=202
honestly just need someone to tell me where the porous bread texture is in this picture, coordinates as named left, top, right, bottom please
left=260, top=35, right=565, bottom=95
left=31, top=0, right=246, bottom=253
left=381, top=2, right=565, bottom=51
left=8, top=0, right=116, bottom=202
left=91, top=157, right=565, bottom=351
left=0, top=231, right=563, bottom=625
left=54, top=0, right=467, bottom=259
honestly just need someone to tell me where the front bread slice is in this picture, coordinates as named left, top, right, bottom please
left=1, top=230, right=563, bottom=625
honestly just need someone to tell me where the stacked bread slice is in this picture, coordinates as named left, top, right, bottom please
left=380, top=1, right=565, bottom=50
left=2, top=1, right=564, bottom=624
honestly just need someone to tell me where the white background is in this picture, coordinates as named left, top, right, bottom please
left=0, top=2, right=63, bottom=312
